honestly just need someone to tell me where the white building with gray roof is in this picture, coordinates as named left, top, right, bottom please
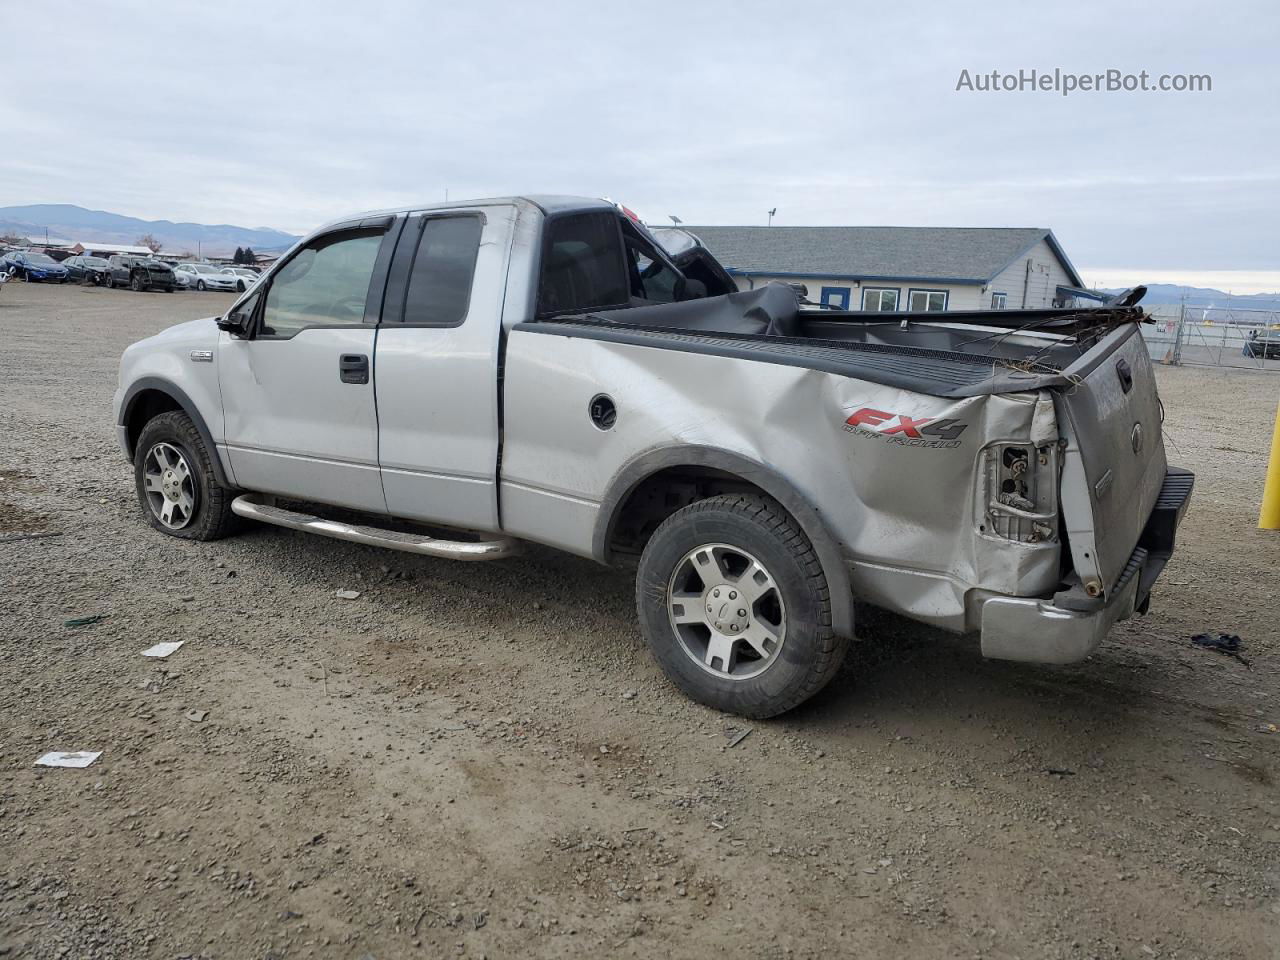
left=686, top=225, right=1100, bottom=311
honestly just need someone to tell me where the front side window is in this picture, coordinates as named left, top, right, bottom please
left=258, top=231, right=382, bottom=338
left=908, top=289, right=948, bottom=311
left=862, top=287, right=899, bottom=311
left=401, top=215, right=483, bottom=326
left=537, top=212, right=628, bottom=315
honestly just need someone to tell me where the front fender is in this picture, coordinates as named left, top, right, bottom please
left=117, top=377, right=233, bottom=487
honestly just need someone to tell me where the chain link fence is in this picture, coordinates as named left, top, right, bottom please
left=1143, top=304, right=1280, bottom=371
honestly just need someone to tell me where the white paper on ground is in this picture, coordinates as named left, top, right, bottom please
left=35, top=751, right=102, bottom=768
left=141, top=641, right=185, bottom=658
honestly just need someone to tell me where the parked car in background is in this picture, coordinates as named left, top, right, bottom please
left=107, top=255, right=176, bottom=292
left=175, top=262, right=239, bottom=292
left=63, top=255, right=113, bottom=285
left=220, top=267, right=260, bottom=292
left=2, top=250, right=70, bottom=282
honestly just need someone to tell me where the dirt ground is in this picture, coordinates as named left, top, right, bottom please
left=1, top=281, right=1277, bottom=960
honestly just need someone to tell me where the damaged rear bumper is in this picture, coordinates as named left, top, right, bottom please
left=979, top=467, right=1194, bottom=664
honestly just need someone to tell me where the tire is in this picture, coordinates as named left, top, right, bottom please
left=131, top=273, right=145, bottom=292
left=134, top=411, right=239, bottom=541
left=237, top=280, right=246, bottom=292
left=636, top=494, right=847, bottom=718
left=163, top=285, right=174, bottom=293
left=196, top=280, right=206, bottom=291
left=105, top=275, right=114, bottom=288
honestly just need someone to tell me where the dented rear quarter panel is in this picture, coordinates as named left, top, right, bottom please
left=500, top=332, right=1063, bottom=633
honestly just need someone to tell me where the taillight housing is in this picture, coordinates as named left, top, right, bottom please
left=981, top=442, right=1061, bottom=543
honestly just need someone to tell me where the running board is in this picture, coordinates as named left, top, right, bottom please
left=230, top=495, right=519, bottom=561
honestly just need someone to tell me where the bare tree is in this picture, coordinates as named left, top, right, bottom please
left=138, top=233, right=163, bottom=254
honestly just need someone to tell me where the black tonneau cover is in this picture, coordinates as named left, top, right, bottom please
left=520, top=283, right=1149, bottom=399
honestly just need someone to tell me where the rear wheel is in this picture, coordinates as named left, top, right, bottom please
left=636, top=494, right=848, bottom=718
left=134, top=411, right=239, bottom=541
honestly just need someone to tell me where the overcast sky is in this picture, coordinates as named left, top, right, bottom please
left=4, top=0, right=1277, bottom=290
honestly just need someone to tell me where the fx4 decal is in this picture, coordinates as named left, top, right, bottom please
left=843, top=406, right=969, bottom=449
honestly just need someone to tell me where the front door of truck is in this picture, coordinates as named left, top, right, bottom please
left=373, top=206, right=510, bottom=531
left=218, top=217, right=401, bottom=513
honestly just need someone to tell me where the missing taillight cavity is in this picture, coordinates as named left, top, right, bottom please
left=983, top=442, right=1060, bottom=543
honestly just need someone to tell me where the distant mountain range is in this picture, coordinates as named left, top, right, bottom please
left=1102, top=283, right=1280, bottom=312
left=0, top=204, right=299, bottom=257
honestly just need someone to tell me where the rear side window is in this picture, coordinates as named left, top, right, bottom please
left=401, top=216, right=483, bottom=327
left=537, top=212, right=627, bottom=315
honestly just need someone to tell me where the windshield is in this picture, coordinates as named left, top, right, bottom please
left=26, top=253, right=56, bottom=265
left=187, top=263, right=219, bottom=274
left=84, top=257, right=109, bottom=267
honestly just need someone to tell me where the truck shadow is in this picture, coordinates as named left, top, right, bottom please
left=237, top=527, right=1227, bottom=759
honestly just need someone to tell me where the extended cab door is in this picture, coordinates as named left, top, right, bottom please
left=217, top=217, right=402, bottom=513
left=373, top=205, right=513, bottom=531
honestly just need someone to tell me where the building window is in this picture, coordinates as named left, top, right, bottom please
left=820, top=286, right=851, bottom=309
left=907, top=288, right=948, bottom=311
left=991, top=292, right=1007, bottom=309
left=862, top=287, right=899, bottom=311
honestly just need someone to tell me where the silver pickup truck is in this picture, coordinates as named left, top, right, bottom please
left=114, top=196, right=1193, bottom=717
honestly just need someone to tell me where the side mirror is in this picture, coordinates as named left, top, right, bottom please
left=217, top=309, right=251, bottom=336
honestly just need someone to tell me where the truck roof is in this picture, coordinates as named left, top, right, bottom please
left=316, top=195, right=611, bottom=231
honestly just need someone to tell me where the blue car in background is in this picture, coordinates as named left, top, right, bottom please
left=1, top=250, right=70, bottom=282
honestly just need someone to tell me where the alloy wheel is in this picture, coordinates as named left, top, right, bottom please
left=142, top=442, right=198, bottom=529
left=666, top=543, right=787, bottom=680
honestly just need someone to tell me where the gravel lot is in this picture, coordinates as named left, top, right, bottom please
left=1, top=281, right=1278, bottom=960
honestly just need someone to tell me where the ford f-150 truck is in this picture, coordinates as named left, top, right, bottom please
left=114, top=196, right=1193, bottom=717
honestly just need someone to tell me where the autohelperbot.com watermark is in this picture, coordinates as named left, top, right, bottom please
left=956, top=68, right=1211, bottom=96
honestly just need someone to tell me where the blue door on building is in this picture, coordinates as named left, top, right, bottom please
left=820, top=286, right=851, bottom=309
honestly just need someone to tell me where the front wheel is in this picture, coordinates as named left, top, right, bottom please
left=196, top=280, right=206, bottom=291
left=636, top=494, right=848, bottom=718
left=131, top=273, right=145, bottom=292
left=134, top=411, right=239, bottom=541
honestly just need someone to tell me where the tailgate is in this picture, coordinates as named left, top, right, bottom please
left=1055, top=325, right=1168, bottom=599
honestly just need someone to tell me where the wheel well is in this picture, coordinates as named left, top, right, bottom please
left=607, top=466, right=771, bottom=557
left=124, top=389, right=182, bottom=458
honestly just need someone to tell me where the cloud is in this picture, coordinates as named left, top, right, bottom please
left=3, top=0, right=1277, bottom=272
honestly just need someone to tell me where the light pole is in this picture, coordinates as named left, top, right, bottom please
left=767, top=207, right=776, bottom=226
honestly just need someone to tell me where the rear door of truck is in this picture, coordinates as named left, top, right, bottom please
left=1055, top=324, right=1168, bottom=598
left=372, top=203, right=516, bottom=531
